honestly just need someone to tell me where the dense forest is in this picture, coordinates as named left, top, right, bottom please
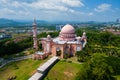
left=0, top=31, right=59, bottom=57
left=0, top=37, right=33, bottom=57
left=76, top=28, right=120, bottom=80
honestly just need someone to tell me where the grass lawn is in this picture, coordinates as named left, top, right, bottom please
left=1, top=56, right=119, bottom=80
left=44, top=60, right=82, bottom=80
left=12, top=33, right=30, bottom=38
left=0, top=58, right=47, bottom=80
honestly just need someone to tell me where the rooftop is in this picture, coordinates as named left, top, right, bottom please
left=53, top=37, right=82, bottom=44
left=61, top=24, right=75, bottom=34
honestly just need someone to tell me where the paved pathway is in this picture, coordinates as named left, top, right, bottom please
left=0, top=55, right=33, bottom=68
left=29, top=56, right=59, bottom=80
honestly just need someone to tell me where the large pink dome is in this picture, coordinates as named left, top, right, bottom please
left=59, top=24, right=76, bottom=41
left=61, top=24, right=75, bottom=33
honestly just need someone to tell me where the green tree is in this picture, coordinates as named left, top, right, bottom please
left=0, top=37, right=32, bottom=57
left=76, top=53, right=114, bottom=80
left=76, top=51, right=86, bottom=62
left=64, top=53, right=69, bottom=59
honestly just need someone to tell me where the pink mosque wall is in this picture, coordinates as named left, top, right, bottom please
left=49, top=43, right=82, bottom=58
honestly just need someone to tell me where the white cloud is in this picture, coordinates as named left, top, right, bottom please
left=25, top=0, right=81, bottom=13
left=61, top=0, right=84, bottom=7
left=88, top=12, right=93, bottom=16
left=0, top=8, right=16, bottom=15
left=0, top=0, right=87, bottom=20
left=94, top=3, right=111, bottom=12
left=27, top=1, right=68, bottom=11
left=0, top=0, right=84, bottom=14
left=0, top=8, right=31, bottom=19
left=0, top=0, right=8, bottom=4
left=12, top=1, right=22, bottom=8
left=18, top=11, right=31, bottom=15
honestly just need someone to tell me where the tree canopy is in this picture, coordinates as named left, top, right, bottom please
left=76, top=53, right=115, bottom=80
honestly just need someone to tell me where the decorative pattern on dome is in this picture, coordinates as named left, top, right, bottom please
left=59, top=24, right=76, bottom=41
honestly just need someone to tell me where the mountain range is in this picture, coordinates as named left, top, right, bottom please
left=0, top=18, right=48, bottom=27
left=0, top=18, right=115, bottom=27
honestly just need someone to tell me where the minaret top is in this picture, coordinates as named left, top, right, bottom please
left=33, top=18, right=36, bottom=26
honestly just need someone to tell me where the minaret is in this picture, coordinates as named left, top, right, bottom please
left=33, top=18, right=38, bottom=50
left=82, top=32, right=87, bottom=48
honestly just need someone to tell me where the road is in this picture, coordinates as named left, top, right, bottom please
left=0, top=55, right=33, bottom=68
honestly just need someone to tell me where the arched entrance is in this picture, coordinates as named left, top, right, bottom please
left=69, top=45, right=74, bottom=57
left=56, top=47, right=61, bottom=56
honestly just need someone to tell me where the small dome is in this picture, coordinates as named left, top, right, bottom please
left=47, top=35, right=51, bottom=38
left=47, top=35, right=51, bottom=40
left=82, top=32, right=86, bottom=37
left=82, top=32, right=87, bottom=39
left=61, top=24, right=75, bottom=33
left=83, top=32, right=86, bottom=35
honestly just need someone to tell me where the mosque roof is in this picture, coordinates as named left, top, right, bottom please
left=61, top=24, right=75, bottom=33
left=53, top=37, right=82, bottom=44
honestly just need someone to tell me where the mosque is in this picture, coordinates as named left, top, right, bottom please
left=33, top=19, right=87, bottom=59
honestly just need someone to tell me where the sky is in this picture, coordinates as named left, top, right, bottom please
left=0, top=0, right=120, bottom=22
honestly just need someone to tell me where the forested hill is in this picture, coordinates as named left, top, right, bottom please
left=0, top=18, right=115, bottom=27
left=0, top=18, right=20, bottom=26
left=0, top=18, right=48, bottom=27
